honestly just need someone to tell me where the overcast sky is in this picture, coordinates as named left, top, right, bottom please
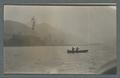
left=4, top=5, right=116, bottom=33
left=4, top=5, right=116, bottom=46
left=4, top=5, right=116, bottom=28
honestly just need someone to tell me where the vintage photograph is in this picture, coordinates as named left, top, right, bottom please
left=4, top=5, right=116, bottom=74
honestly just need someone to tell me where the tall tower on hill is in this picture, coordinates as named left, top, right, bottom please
left=31, top=16, right=36, bottom=30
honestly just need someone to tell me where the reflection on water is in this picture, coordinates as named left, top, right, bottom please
left=4, top=45, right=116, bottom=74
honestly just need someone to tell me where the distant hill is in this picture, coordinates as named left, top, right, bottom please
left=4, top=20, right=87, bottom=46
left=4, top=20, right=67, bottom=46
left=4, top=20, right=39, bottom=37
left=35, top=23, right=87, bottom=45
left=35, top=23, right=67, bottom=43
left=4, top=20, right=41, bottom=46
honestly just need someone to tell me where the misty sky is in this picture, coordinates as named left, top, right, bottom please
left=4, top=5, right=116, bottom=46
left=4, top=6, right=91, bottom=32
left=4, top=5, right=116, bottom=30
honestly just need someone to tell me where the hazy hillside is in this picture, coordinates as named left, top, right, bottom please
left=35, top=23, right=67, bottom=44
left=4, top=20, right=41, bottom=46
left=4, top=20, right=88, bottom=46
left=4, top=20, right=39, bottom=36
left=35, top=23, right=87, bottom=45
left=4, top=20, right=67, bottom=46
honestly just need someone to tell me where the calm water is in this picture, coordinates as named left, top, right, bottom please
left=4, top=45, right=116, bottom=74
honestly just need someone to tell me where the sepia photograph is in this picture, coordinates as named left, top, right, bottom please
left=4, top=5, right=116, bottom=74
